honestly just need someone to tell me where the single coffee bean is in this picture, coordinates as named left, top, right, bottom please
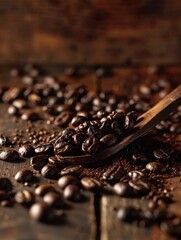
left=132, top=154, right=148, bottom=164
left=114, top=182, right=134, bottom=197
left=54, top=142, right=74, bottom=156
left=153, top=149, right=170, bottom=161
left=129, top=179, right=150, bottom=195
left=35, top=143, right=54, bottom=155
left=61, top=165, right=83, bottom=176
left=70, top=115, right=87, bottom=127
left=82, top=136, right=99, bottom=153
left=128, top=170, right=146, bottom=180
left=87, top=125, right=101, bottom=137
left=15, top=190, right=35, bottom=206
left=41, top=164, right=59, bottom=179
left=100, top=134, right=118, bottom=148
left=102, top=165, right=125, bottom=183
left=0, top=148, right=20, bottom=162
left=29, top=202, right=56, bottom=223
left=145, top=162, right=166, bottom=173
left=58, top=175, right=79, bottom=189
left=0, top=178, right=12, bottom=191
left=0, top=134, right=11, bottom=146
left=43, top=192, right=65, bottom=208
left=15, top=169, right=34, bottom=183
left=30, top=154, right=49, bottom=170
left=111, top=121, right=124, bottom=136
left=35, top=184, right=56, bottom=197
left=117, top=206, right=140, bottom=222
left=63, top=184, right=82, bottom=202
left=12, top=99, right=27, bottom=109
left=21, top=111, right=40, bottom=121
left=2, top=87, right=22, bottom=103
left=19, top=144, right=35, bottom=158
left=59, top=128, right=76, bottom=141
left=99, top=118, right=111, bottom=133
left=72, top=132, right=86, bottom=146
left=81, top=177, right=102, bottom=192
left=54, top=111, right=74, bottom=127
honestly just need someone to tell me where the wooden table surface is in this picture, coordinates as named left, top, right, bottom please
left=0, top=65, right=180, bottom=240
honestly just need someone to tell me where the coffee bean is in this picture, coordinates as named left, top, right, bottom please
left=0, top=134, right=11, bottom=146
left=41, top=164, right=59, bottom=179
left=31, top=154, right=49, bottom=170
left=21, top=111, right=40, bottom=121
left=60, top=128, right=76, bottom=141
left=63, top=184, right=82, bottom=202
left=132, top=154, right=148, bottom=164
left=29, top=202, right=56, bottom=223
left=117, top=206, right=140, bottom=222
left=82, top=136, right=99, bottom=153
left=0, top=148, right=20, bottom=162
left=102, top=165, right=125, bottom=183
left=72, top=132, right=86, bottom=146
left=19, top=144, right=35, bottom=158
left=35, top=143, right=54, bottom=155
left=87, top=125, right=101, bottom=137
left=35, top=184, right=56, bottom=197
left=128, top=170, right=146, bottom=180
left=81, top=177, right=102, bottom=192
left=70, top=115, right=87, bottom=127
left=153, top=149, right=170, bottom=161
left=15, top=169, right=34, bottom=183
left=114, top=182, right=134, bottom=197
left=54, top=111, right=74, bottom=127
left=145, top=162, right=166, bottom=173
left=12, top=99, right=27, bottom=109
left=169, top=123, right=181, bottom=133
left=61, top=165, right=83, bottom=176
left=15, top=190, right=35, bottom=206
left=160, top=218, right=181, bottom=236
left=111, top=121, right=123, bottom=136
left=129, top=179, right=150, bottom=195
left=54, top=141, right=74, bottom=156
left=58, top=175, right=79, bottom=189
left=100, top=134, right=118, bottom=148
left=0, top=178, right=12, bottom=191
left=43, top=192, right=65, bottom=208
left=8, top=105, right=19, bottom=116
left=2, top=87, right=22, bottom=103
left=124, top=115, right=135, bottom=130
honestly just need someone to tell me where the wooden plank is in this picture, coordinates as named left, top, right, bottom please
left=1, top=1, right=181, bottom=64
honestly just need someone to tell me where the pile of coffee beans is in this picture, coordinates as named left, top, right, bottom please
left=0, top=64, right=180, bottom=237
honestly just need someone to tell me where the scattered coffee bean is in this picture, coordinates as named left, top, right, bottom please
left=41, top=164, right=59, bottom=179
left=128, top=170, right=146, bottom=180
left=145, top=162, right=166, bottom=173
left=81, top=177, right=102, bottom=192
left=15, top=190, right=35, bottom=206
left=114, top=182, right=134, bottom=197
left=35, top=184, right=56, bottom=197
left=31, top=154, right=49, bottom=170
left=117, top=206, right=140, bottom=222
left=19, top=144, right=35, bottom=158
left=61, top=165, right=83, bottom=176
left=132, top=154, right=148, bottom=163
left=43, top=192, right=65, bottom=208
left=129, top=179, right=150, bottom=195
left=58, top=175, right=79, bottom=189
left=0, top=148, right=20, bottom=162
left=63, top=184, right=82, bottom=202
left=102, top=165, right=125, bottom=183
left=15, top=169, right=34, bottom=183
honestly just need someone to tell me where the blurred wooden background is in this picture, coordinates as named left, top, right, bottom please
left=0, top=0, right=181, bottom=65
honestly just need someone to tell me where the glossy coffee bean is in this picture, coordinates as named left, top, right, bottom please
left=117, top=206, right=140, bottom=222
left=63, top=184, right=82, bottom=202
left=131, top=154, right=148, bottom=164
left=19, top=144, right=35, bottom=158
left=153, top=149, right=170, bottom=161
left=58, top=175, right=79, bottom=189
left=145, top=162, right=166, bottom=173
left=114, top=183, right=134, bottom=197
left=102, top=165, right=125, bottom=183
left=0, top=148, right=20, bottom=162
left=41, top=164, right=59, bottom=179
left=15, top=169, right=34, bottom=183
left=81, top=177, right=102, bottom=192
left=111, top=121, right=123, bottom=136
left=35, top=184, right=56, bottom=197
left=21, top=111, right=40, bottom=121
left=82, top=136, right=99, bottom=153
left=124, top=115, right=135, bottom=130
left=61, top=165, right=83, bottom=176
left=129, top=179, right=150, bottom=195
left=70, top=115, right=87, bottom=127
left=30, top=154, right=49, bottom=170
left=54, top=111, right=74, bottom=127
left=43, top=192, right=65, bottom=208
left=100, top=134, right=118, bottom=148
left=72, top=132, right=86, bottom=146
left=0, top=134, right=11, bottom=146
left=60, top=128, right=76, bottom=141
left=15, top=190, right=35, bottom=206
left=34, top=143, right=54, bottom=155
left=128, top=170, right=146, bottom=180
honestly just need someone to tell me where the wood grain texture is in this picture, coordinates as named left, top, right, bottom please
left=1, top=0, right=181, bottom=64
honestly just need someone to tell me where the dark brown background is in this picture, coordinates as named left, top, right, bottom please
left=1, top=0, right=181, bottom=65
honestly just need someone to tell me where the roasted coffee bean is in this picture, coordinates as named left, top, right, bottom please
left=35, top=143, right=54, bottom=155
left=72, top=132, right=86, bottom=146
left=8, top=105, right=19, bottom=116
left=70, top=115, right=87, bottom=127
left=30, top=154, right=49, bottom=170
left=0, top=134, right=11, bottom=146
left=124, top=115, right=135, bottom=130
left=111, top=121, right=123, bottom=136
left=99, top=118, right=111, bottom=132
left=114, top=183, right=134, bottom=197
left=61, top=165, right=83, bottom=176
left=131, top=154, right=148, bottom=164
left=129, top=179, right=150, bottom=195
left=2, top=87, right=22, bottom=103
left=60, top=128, right=76, bottom=141
left=87, top=125, right=101, bottom=137
left=128, top=170, right=146, bottom=180
left=15, top=169, right=34, bottom=183
left=160, top=218, right=181, bottom=236
left=102, top=165, right=125, bottom=183
left=54, top=143, right=74, bottom=156
left=100, top=134, right=118, bottom=148
left=117, top=206, right=140, bottom=222
left=63, top=184, right=82, bottom=202
left=15, top=190, right=35, bottom=206
left=108, top=110, right=125, bottom=121
left=58, top=175, right=79, bottom=189
left=0, top=178, right=12, bottom=191
left=54, top=111, right=74, bottom=127
left=21, top=111, right=40, bottom=121
left=0, top=148, right=20, bottom=162
left=19, top=144, right=35, bottom=158
left=48, top=156, right=60, bottom=165
left=41, top=164, right=59, bottom=179
left=153, top=149, right=170, bottom=161
left=96, top=110, right=108, bottom=119
left=82, top=136, right=99, bottom=153
left=145, top=162, right=166, bottom=173
left=81, top=177, right=102, bottom=192
left=35, top=184, right=56, bottom=197
left=29, top=202, right=56, bottom=223
left=12, top=99, right=27, bottom=109
left=43, top=192, right=65, bottom=208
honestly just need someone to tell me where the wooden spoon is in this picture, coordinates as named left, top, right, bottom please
left=56, top=85, right=181, bottom=165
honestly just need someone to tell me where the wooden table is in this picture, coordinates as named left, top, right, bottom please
left=0, top=66, right=180, bottom=240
